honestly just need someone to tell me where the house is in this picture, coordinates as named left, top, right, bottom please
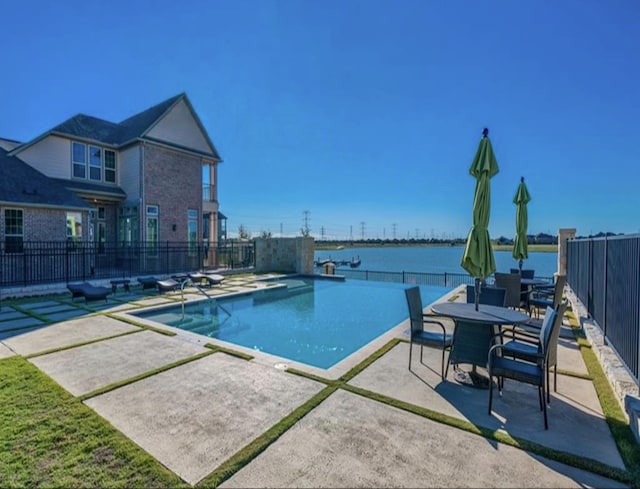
left=0, top=93, right=222, bottom=267
left=534, top=233, right=557, bottom=245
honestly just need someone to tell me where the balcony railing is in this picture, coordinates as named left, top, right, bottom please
left=202, top=184, right=216, bottom=202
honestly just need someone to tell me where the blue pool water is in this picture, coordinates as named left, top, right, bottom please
left=133, top=278, right=451, bottom=369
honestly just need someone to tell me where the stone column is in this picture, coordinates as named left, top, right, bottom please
left=557, top=228, right=576, bottom=276
left=254, top=237, right=314, bottom=274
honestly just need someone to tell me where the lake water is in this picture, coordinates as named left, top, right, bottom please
left=314, top=245, right=558, bottom=279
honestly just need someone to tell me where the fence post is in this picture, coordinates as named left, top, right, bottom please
left=402, top=271, right=406, bottom=283
left=603, top=235, right=608, bottom=339
left=65, top=246, right=70, bottom=285
left=444, top=272, right=447, bottom=287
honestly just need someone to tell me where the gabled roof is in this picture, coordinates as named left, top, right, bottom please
left=51, top=114, right=123, bottom=145
left=0, top=149, right=92, bottom=210
left=9, top=93, right=221, bottom=160
left=117, top=93, right=184, bottom=143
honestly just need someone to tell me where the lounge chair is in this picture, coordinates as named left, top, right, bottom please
left=67, top=282, right=110, bottom=302
left=204, top=273, right=224, bottom=286
left=188, top=272, right=224, bottom=287
left=67, top=282, right=91, bottom=300
left=138, top=276, right=159, bottom=290
left=81, top=284, right=111, bottom=302
left=157, top=278, right=180, bottom=292
left=405, top=287, right=453, bottom=380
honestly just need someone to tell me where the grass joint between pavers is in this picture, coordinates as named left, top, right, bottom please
left=79, top=349, right=216, bottom=401
left=197, top=385, right=338, bottom=487
left=25, top=328, right=144, bottom=360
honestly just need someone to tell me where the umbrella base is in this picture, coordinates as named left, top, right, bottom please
left=453, top=366, right=492, bottom=389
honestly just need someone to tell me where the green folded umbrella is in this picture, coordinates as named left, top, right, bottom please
left=461, top=129, right=499, bottom=308
left=512, top=177, right=531, bottom=270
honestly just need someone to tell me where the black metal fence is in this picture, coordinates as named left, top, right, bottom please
left=336, top=269, right=476, bottom=287
left=567, top=234, right=640, bottom=384
left=0, top=240, right=256, bottom=287
left=326, top=268, right=555, bottom=289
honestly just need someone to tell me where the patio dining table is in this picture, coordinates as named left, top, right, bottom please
left=430, top=302, right=530, bottom=387
left=520, top=278, right=550, bottom=288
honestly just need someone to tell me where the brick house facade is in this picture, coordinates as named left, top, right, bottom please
left=0, top=94, right=222, bottom=268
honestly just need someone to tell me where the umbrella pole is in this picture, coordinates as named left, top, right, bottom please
left=519, top=259, right=523, bottom=271
left=474, top=277, right=481, bottom=311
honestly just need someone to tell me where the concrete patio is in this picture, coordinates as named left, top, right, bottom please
left=0, top=277, right=634, bottom=487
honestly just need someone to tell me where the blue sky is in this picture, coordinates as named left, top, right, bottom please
left=1, top=0, right=638, bottom=240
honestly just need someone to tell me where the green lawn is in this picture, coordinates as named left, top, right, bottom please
left=0, top=356, right=187, bottom=488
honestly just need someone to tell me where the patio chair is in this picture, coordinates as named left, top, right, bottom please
left=138, top=276, right=159, bottom=290
left=497, top=300, right=568, bottom=401
left=529, top=275, right=566, bottom=317
left=405, top=287, right=453, bottom=380
left=493, top=272, right=523, bottom=310
left=511, top=268, right=535, bottom=311
left=157, top=279, right=180, bottom=292
left=488, top=306, right=557, bottom=430
left=465, top=284, right=506, bottom=307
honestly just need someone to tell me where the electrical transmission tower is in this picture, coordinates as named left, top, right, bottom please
left=360, top=221, right=366, bottom=240
left=302, top=210, right=311, bottom=236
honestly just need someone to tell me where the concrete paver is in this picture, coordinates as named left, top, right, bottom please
left=0, top=325, right=48, bottom=341
left=347, top=342, right=624, bottom=469
left=0, top=285, right=632, bottom=488
left=222, top=389, right=625, bottom=488
left=30, top=330, right=207, bottom=396
left=85, top=353, right=325, bottom=485
left=2, top=315, right=139, bottom=356
left=0, top=317, right=45, bottom=332
left=0, top=308, right=26, bottom=321
left=25, top=304, right=77, bottom=314
left=19, top=301, right=60, bottom=309
left=47, top=309, right=94, bottom=322
left=0, top=342, right=16, bottom=359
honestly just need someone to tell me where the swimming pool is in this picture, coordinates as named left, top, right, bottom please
left=133, top=277, right=451, bottom=369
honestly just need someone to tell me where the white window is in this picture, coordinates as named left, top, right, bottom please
left=146, top=205, right=159, bottom=256
left=188, top=209, right=198, bottom=254
left=71, top=142, right=116, bottom=183
left=104, top=150, right=116, bottom=183
left=89, top=146, right=102, bottom=181
left=66, top=211, right=83, bottom=246
left=4, top=208, right=23, bottom=253
left=72, top=142, right=86, bottom=178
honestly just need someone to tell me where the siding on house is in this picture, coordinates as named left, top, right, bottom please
left=119, top=144, right=142, bottom=202
left=146, top=99, right=213, bottom=154
left=17, top=135, right=71, bottom=179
